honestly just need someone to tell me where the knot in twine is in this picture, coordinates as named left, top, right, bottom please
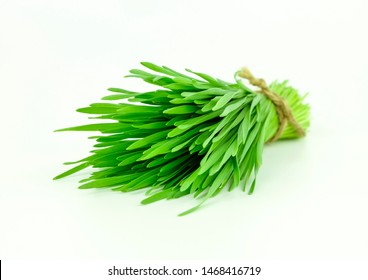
left=238, top=67, right=305, bottom=142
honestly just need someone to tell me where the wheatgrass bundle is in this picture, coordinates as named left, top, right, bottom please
left=55, top=63, right=310, bottom=215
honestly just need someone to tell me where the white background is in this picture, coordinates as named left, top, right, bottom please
left=0, top=0, right=367, bottom=262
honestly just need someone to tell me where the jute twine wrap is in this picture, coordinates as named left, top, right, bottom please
left=238, top=67, right=305, bottom=142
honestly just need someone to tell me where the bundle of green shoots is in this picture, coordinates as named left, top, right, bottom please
left=54, top=62, right=310, bottom=215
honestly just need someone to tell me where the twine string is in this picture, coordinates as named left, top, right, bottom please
left=238, top=67, right=305, bottom=142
